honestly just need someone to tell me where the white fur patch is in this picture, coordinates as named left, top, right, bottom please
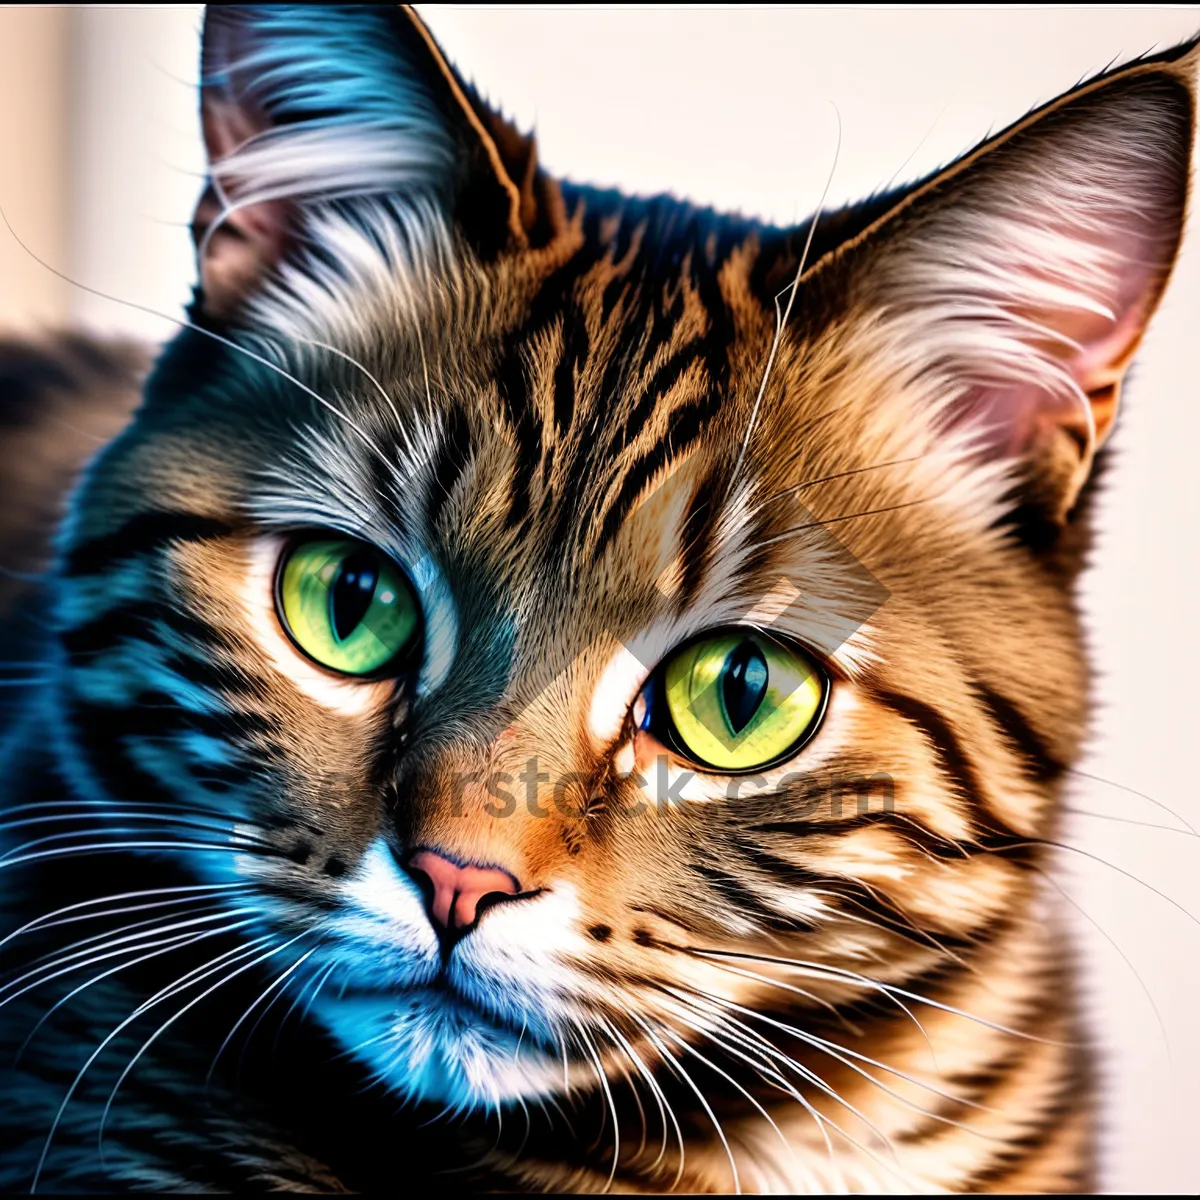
left=587, top=641, right=649, bottom=750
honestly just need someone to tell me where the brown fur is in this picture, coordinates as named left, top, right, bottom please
left=2, top=9, right=1197, bottom=1193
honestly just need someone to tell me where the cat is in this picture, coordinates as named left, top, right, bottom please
left=0, top=4, right=1196, bottom=1192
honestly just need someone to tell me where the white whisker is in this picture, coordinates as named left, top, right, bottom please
left=16, top=918, right=260, bottom=1063
left=0, top=909, right=260, bottom=1009
left=292, top=336, right=405, bottom=431
left=97, top=932, right=312, bottom=1159
left=626, top=1009, right=741, bottom=1194
left=732, top=104, right=842, bottom=485
left=574, top=1021, right=621, bottom=1191
left=595, top=1014, right=663, bottom=1170
left=689, top=946, right=1054, bottom=1045
left=654, top=986, right=839, bottom=1167
left=0, top=884, right=250, bottom=951
left=689, top=981, right=1003, bottom=1138
left=206, top=944, right=320, bottom=1084
left=0, top=839, right=276, bottom=873
left=659, top=1018, right=794, bottom=1167
left=667, top=987, right=935, bottom=1189
left=0, top=809, right=252, bottom=837
left=30, top=931, right=278, bottom=1193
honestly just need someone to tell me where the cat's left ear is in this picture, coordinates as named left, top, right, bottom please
left=192, top=4, right=565, bottom=319
left=808, top=39, right=1198, bottom=520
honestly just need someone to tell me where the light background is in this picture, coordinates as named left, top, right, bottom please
left=1, top=6, right=1198, bottom=1192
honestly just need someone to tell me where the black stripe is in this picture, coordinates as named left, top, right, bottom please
left=489, top=246, right=605, bottom=534
left=662, top=392, right=721, bottom=462
left=191, top=758, right=247, bottom=792
left=60, top=602, right=227, bottom=662
left=595, top=312, right=645, bottom=428
left=972, top=682, right=1065, bottom=783
left=629, top=903, right=702, bottom=936
left=741, top=844, right=985, bottom=952
left=733, top=508, right=788, bottom=588
left=648, top=279, right=687, bottom=350
left=824, top=882, right=988, bottom=954
left=542, top=448, right=586, bottom=563
left=605, top=342, right=700, bottom=459
left=675, top=471, right=723, bottom=611
left=553, top=308, right=589, bottom=435
left=961, top=1038, right=1091, bottom=1190
left=690, top=863, right=795, bottom=929
left=256, top=878, right=341, bottom=910
left=424, top=402, right=472, bottom=533
left=874, top=689, right=992, bottom=816
left=62, top=512, right=232, bottom=577
left=496, top=239, right=607, bottom=449
left=164, top=649, right=257, bottom=698
left=606, top=209, right=639, bottom=268
left=494, top=343, right=544, bottom=532
left=590, top=445, right=667, bottom=564
left=689, top=244, right=734, bottom=409
left=801, top=952, right=975, bottom=1037
left=753, top=811, right=1036, bottom=864
left=69, top=690, right=274, bottom=745
left=60, top=602, right=166, bottom=660
left=591, top=393, right=723, bottom=565
left=600, top=271, right=629, bottom=323
left=63, top=690, right=274, bottom=811
left=66, top=700, right=180, bottom=808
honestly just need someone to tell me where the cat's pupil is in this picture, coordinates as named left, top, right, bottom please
left=721, top=640, right=769, bottom=734
left=330, top=550, right=379, bottom=642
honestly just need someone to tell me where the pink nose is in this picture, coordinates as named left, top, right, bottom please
left=406, top=849, right=521, bottom=934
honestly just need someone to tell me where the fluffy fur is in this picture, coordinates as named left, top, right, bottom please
left=0, top=7, right=1196, bottom=1193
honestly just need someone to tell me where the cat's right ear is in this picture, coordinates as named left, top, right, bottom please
left=791, top=38, right=1198, bottom=525
left=192, top=5, right=566, bottom=320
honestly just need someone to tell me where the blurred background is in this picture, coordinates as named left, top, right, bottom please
left=1, top=5, right=1198, bottom=1191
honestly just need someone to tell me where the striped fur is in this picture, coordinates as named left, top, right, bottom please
left=0, top=8, right=1196, bottom=1193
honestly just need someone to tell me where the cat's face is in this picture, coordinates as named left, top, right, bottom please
left=52, top=7, right=1194, bottom=1111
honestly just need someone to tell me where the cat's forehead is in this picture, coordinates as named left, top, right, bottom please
left=248, top=192, right=779, bottom=377
left=237, top=233, right=890, bottom=695
left=242, top=196, right=775, bottom=525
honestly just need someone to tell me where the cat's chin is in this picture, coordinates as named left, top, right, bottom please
left=313, top=986, right=567, bottom=1109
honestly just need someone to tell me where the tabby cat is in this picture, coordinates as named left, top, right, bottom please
left=0, top=5, right=1195, bottom=1192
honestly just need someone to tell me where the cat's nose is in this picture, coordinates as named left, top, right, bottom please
left=404, top=848, right=522, bottom=936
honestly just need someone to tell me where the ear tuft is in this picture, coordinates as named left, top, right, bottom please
left=191, top=5, right=561, bottom=320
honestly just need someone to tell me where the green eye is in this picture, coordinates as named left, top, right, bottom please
left=276, top=538, right=421, bottom=677
left=660, top=631, right=826, bottom=772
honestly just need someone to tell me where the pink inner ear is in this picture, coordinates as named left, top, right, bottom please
left=1063, top=290, right=1153, bottom=397
left=948, top=218, right=1171, bottom=459
left=1045, top=216, right=1165, bottom=388
left=203, top=96, right=262, bottom=165
left=194, top=99, right=290, bottom=318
